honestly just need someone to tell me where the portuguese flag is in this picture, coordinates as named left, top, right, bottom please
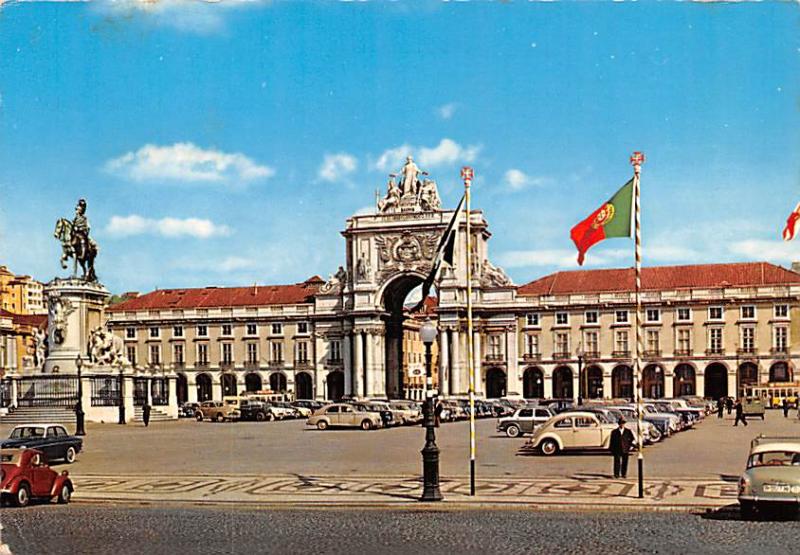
left=570, top=178, right=634, bottom=265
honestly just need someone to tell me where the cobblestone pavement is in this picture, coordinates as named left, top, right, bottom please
left=2, top=506, right=798, bottom=555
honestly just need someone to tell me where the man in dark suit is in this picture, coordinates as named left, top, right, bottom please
left=609, top=417, right=635, bottom=478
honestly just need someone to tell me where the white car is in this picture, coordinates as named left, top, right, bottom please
left=527, top=411, right=618, bottom=456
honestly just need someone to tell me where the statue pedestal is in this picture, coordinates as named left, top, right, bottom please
left=42, top=278, right=110, bottom=374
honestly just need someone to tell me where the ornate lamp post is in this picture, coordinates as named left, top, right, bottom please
left=74, top=354, right=86, bottom=436
left=419, top=319, right=443, bottom=502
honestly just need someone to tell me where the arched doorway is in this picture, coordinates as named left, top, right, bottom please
left=244, top=373, right=262, bottom=392
left=769, top=362, right=792, bottom=383
left=485, top=368, right=507, bottom=398
left=381, top=273, right=427, bottom=400
left=296, top=372, right=313, bottom=399
left=327, top=370, right=344, bottom=401
left=553, top=366, right=574, bottom=399
left=221, top=373, right=237, bottom=397
left=673, top=364, right=696, bottom=397
left=738, top=363, right=758, bottom=397
left=269, top=372, right=287, bottom=393
left=523, top=367, right=544, bottom=399
left=586, top=366, right=604, bottom=399
left=612, top=365, right=633, bottom=399
left=196, top=373, right=212, bottom=402
left=642, top=365, right=665, bottom=399
left=704, top=363, right=728, bottom=400
left=176, top=373, right=188, bottom=405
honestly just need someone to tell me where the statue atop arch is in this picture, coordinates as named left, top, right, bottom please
left=377, top=154, right=442, bottom=214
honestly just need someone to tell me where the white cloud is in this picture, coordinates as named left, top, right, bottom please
left=318, top=152, right=358, bottom=182
left=95, top=0, right=262, bottom=35
left=218, top=256, right=256, bottom=272
left=437, top=103, right=458, bottom=120
left=105, top=142, right=274, bottom=183
left=353, top=206, right=376, bottom=216
left=496, top=248, right=630, bottom=269
left=503, top=169, right=550, bottom=191
left=106, top=215, right=231, bottom=239
left=373, top=138, right=481, bottom=172
left=727, top=239, right=798, bottom=262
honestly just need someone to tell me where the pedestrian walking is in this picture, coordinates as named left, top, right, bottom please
left=716, top=397, right=724, bottom=419
left=609, top=417, right=635, bottom=479
left=434, top=398, right=443, bottom=427
left=734, top=399, right=748, bottom=427
left=783, top=398, right=790, bottom=418
left=725, top=397, right=733, bottom=415
left=142, top=402, right=151, bottom=428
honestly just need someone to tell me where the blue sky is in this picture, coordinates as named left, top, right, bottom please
left=1, top=1, right=799, bottom=294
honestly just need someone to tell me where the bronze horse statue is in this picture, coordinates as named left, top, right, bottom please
left=54, top=218, right=98, bottom=282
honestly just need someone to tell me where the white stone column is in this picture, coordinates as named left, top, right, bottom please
left=123, top=375, right=135, bottom=423
left=10, top=376, right=18, bottom=408
left=439, top=329, right=449, bottom=396
left=727, top=369, right=737, bottom=399
left=166, top=374, right=178, bottom=418
left=506, top=326, right=520, bottom=395
left=473, top=330, right=482, bottom=396
left=603, top=373, right=613, bottom=400
left=696, top=372, right=706, bottom=398
left=451, top=330, right=461, bottom=395
left=354, top=331, right=364, bottom=398
left=663, top=368, right=675, bottom=398
left=544, top=368, right=554, bottom=399
left=187, top=373, right=198, bottom=404
left=343, top=332, right=352, bottom=396
left=364, top=331, right=377, bottom=397
left=211, top=376, right=223, bottom=401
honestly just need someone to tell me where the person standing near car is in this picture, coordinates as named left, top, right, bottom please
left=716, top=397, right=724, bottom=419
left=725, top=397, right=733, bottom=415
left=783, top=398, right=790, bottom=418
left=609, top=417, right=635, bottom=479
left=142, top=402, right=151, bottom=428
left=734, top=399, right=747, bottom=427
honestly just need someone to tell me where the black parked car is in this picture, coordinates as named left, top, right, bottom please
left=1, top=424, right=83, bottom=464
left=238, top=401, right=271, bottom=422
left=179, top=402, right=200, bottom=418
left=353, top=403, right=394, bottom=428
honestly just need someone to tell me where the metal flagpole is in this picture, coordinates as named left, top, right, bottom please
left=631, top=151, right=646, bottom=499
left=462, top=166, right=476, bottom=496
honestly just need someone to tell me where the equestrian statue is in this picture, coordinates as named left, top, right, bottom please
left=54, top=198, right=99, bottom=282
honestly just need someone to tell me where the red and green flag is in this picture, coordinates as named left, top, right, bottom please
left=570, top=178, right=634, bottom=265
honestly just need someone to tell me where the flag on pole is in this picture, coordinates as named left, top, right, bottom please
left=411, top=194, right=465, bottom=312
left=783, top=203, right=800, bottom=241
left=570, top=178, right=634, bottom=265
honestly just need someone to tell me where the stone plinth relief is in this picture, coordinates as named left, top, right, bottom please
left=320, top=266, right=348, bottom=294
left=88, top=326, right=130, bottom=367
left=48, top=293, right=76, bottom=345
left=377, top=154, right=442, bottom=214
left=480, top=259, right=513, bottom=287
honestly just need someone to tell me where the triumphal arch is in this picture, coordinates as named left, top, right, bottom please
left=314, top=156, right=517, bottom=399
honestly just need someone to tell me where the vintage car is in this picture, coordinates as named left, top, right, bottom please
left=572, top=407, right=660, bottom=444
left=0, top=448, right=74, bottom=507
left=306, top=403, right=383, bottom=430
left=497, top=407, right=554, bottom=438
left=194, top=401, right=240, bottom=422
left=610, top=406, right=673, bottom=439
left=388, top=400, right=423, bottom=425
left=179, top=402, right=200, bottom=418
left=738, top=435, right=800, bottom=518
left=1, top=424, right=83, bottom=464
left=742, top=398, right=766, bottom=420
left=527, top=411, right=618, bottom=456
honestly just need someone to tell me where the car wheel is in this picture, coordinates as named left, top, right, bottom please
left=266, top=412, right=275, bottom=422
left=361, top=419, right=373, bottom=431
left=57, top=483, right=71, bottom=504
left=317, top=420, right=329, bottom=431
left=215, top=413, right=225, bottom=423
left=649, top=430, right=662, bottom=443
left=195, top=412, right=203, bottom=422
left=64, top=446, right=77, bottom=464
left=16, top=483, right=31, bottom=508
left=505, top=425, right=521, bottom=438
left=540, top=439, right=559, bottom=456
left=255, top=412, right=265, bottom=422
left=740, top=500, right=756, bottom=520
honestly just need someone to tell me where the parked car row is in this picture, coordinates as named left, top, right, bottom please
left=306, top=398, right=425, bottom=430
left=186, top=398, right=327, bottom=423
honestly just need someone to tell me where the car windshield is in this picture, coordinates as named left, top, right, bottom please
left=10, top=427, right=45, bottom=439
left=748, top=451, right=800, bottom=468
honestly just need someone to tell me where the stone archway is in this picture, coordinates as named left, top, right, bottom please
left=673, top=363, right=696, bottom=397
left=296, top=372, right=313, bottom=399
left=612, top=365, right=633, bottom=400
left=553, top=366, right=574, bottom=399
left=523, top=367, right=544, bottom=399
left=269, top=372, right=287, bottom=393
left=176, top=373, right=188, bottom=405
left=380, top=272, right=426, bottom=400
left=196, top=373, right=212, bottom=402
left=327, top=370, right=344, bottom=401
left=642, top=364, right=665, bottom=399
left=221, top=373, right=237, bottom=397
left=586, top=366, right=604, bottom=399
left=704, top=363, right=728, bottom=400
left=769, top=362, right=792, bottom=383
left=738, top=362, right=758, bottom=397
left=244, top=372, right=262, bottom=392
left=486, top=367, right=507, bottom=399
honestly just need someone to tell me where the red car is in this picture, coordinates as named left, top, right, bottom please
left=0, top=448, right=74, bottom=507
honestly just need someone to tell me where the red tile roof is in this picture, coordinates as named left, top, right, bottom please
left=0, top=309, right=47, bottom=328
left=517, top=262, right=800, bottom=297
left=107, top=277, right=324, bottom=312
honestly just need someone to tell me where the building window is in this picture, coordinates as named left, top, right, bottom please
left=197, top=325, right=208, bottom=337
left=555, top=312, right=569, bottom=326
left=615, top=310, right=629, bottom=324
left=615, top=330, right=629, bottom=354
left=271, top=323, right=283, bottom=335
left=296, top=342, right=308, bottom=363
left=125, top=327, right=136, bottom=339
left=173, top=343, right=184, bottom=365
left=197, top=343, right=208, bottom=365
left=173, top=326, right=183, bottom=337
left=585, top=311, right=599, bottom=325
left=677, top=308, right=691, bottom=322
left=677, top=329, right=691, bottom=353
left=246, top=323, right=257, bottom=336
left=297, top=322, right=309, bottom=334
left=526, top=313, right=540, bottom=327
left=488, top=334, right=502, bottom=357
left=709, top=328, right=723, bottom=353
left=221, top=343, right=233, bottom=364
left=708, top=306, right=723, bottom=321
left=525, top=334, right=539, bottom=356
left=740, top=306, right=756, bottom=320
left=645, top=308, right=660, bottom=323
left=584, top=330, right=599, bottom=355
left=222, top=324, right=233, bottom=337
left=774, top=304, right=789, bottom=319
left=126, top=346, right=136, bottom=366
left=247, top=343, right=258, bottom=364
left=271, top=342, right=283, bottom=363
left=330, top=340, right=341, bottom=362
left=149, top=344, right=161, bottom=365
left=741, top=327, right=755, bottom=352
left=149, top=327, right=160, bottom=338
left=774, top=326, right=788, bottom=352
left=646, top=330, right=660, bottom=353
left=555, top=332, right=569, bottom=355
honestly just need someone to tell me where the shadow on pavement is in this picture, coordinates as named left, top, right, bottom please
left=700, top=504, right=800, bottom=522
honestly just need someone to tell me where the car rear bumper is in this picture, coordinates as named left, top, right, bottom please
left=739, top=495, right=800, bottom=504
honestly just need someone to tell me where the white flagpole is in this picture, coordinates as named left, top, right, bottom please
left=462, top=166, right=476, bottom=496
left=631, top=151, right=646, bottom=499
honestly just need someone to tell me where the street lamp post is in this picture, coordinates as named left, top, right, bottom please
left=419, top=319, right=443, bottom=502
left=117, top=363, right=126, bottom=425
left=577, top=344, right=585, bottom=406
left=74, top=354, right=86, bottom=436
